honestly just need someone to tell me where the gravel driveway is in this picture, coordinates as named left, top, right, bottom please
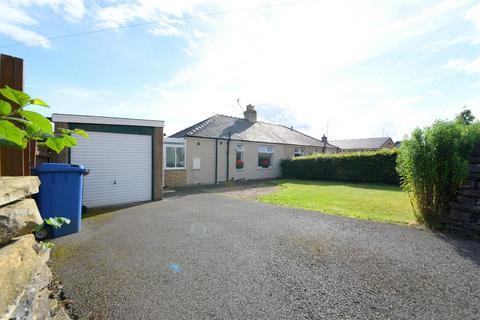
left=52, top=192, right=480, bottom=319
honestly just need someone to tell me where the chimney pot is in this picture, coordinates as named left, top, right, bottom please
left=244, top=104, right=257, bottom=122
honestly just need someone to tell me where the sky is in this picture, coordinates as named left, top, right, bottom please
left=1, top=0, right=480, bottom=141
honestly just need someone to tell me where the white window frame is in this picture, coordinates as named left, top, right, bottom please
left=258, top=145, right=274, bottom=169
left=165, top=145, right=186, bottom=170
left=294, top=147, right=304, bottom=157
left=236, top=144, right=245, bottom=170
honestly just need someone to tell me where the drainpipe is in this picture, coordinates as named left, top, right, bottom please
left=215, top=138, right=218, bottom=183
left=226, top=131, right=231, bottom=182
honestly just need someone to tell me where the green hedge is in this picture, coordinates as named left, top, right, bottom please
left=281, top=149, right=399, bottom=184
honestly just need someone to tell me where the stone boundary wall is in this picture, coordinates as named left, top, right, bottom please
left=0, top=177, right=70, bottom=320
left=447, top=146, right=480, bottom=237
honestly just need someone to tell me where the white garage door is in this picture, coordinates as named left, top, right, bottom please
left=71, top=131, right=152, bottom=207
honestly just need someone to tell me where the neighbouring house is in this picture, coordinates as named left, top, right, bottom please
left=51, top=114, right=164, bottom=208
left=164, top=104, right=338, bottom=186
left=329, top=137, right=396, bottom=152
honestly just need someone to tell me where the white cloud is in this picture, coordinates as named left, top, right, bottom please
left=424, top=90, right=444, bottom=98
left=0, top=0, right=85, bottom=47
left=0, top=23, right=50, bottom=48
left=5, top=0, right=478, bottom=141
left=140, top=0, right=477, bottom=140
left=444, top=57, right=480, bottom=74
left=467, top=2, right=480, bottom=30
left=12, top=0, right=86, bottom=21
left=62, top=0, right=85, bottom=21
left=95, top=0, right=214, bottom=37
left=444, top=58, right=468, bottom=69
left=0, top=3, right=36, bottom=25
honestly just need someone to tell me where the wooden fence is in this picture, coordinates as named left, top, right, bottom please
left=0, top=54, right=37, bottom=176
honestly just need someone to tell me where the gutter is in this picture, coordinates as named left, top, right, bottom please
left=184, top=135, right=325, bottom=148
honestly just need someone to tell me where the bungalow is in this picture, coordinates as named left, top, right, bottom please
left=164, top=105, right=338, bottom=186
left=329, top=137, right=395, bottom=152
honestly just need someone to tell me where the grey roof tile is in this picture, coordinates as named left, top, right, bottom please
left=171, top=114, right=336, bottom=148
left=329, top=137, right=393, bottom=150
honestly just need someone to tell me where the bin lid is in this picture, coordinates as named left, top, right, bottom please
left=32, top=163, right=88, bottom=173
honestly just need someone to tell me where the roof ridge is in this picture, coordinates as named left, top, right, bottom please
left=331, top=137, right=391, bottom=141
left=215, top=113, right=297, bottom=128
left=171, top=113, right=336, bottom=147
left=214, top=114, right=337, bottom=148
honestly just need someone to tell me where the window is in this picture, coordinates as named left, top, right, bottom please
left=236, top=144, right=244, bottom=169
left=258, top=145, right=274, bottom=168
left=294, top=147, right=304, bottom=157
left=166, top=146, right=185, bottom=169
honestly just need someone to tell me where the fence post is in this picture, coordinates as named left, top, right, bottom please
left=0, top=54, right=36, bottom=176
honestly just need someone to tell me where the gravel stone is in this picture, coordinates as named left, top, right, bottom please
left=52, top=193, right=480, bottom=319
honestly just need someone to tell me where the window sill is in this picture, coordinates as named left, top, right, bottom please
left=165, top=167, right=186, bottom=171
left=257, top=167, right=273, bottom=170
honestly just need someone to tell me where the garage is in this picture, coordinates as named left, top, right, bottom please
left=51, top=114, right=164, bottom=208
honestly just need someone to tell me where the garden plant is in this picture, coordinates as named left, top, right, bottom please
left=0, top=85, right=87, bottom=245
left=397, top=114, right=480, bottom=229
left=0, top=85, right=87, bottom=152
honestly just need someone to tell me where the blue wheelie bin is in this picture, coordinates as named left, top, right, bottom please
left=32, top=163, right=89, bottom=237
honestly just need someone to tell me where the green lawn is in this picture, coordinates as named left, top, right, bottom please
left=260, top=180, right=416, bottom=225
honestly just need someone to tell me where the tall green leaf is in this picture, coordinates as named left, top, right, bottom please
left=43, top=136, right=65, bottom=153
left=44, top=217, right=70, bottom=229
left=18, top=110, right=53, bottom=134
left=29, top=98, right=49, bottom=107
left=0, top=86, right=31, bottom=106
left=57, top=128, right=88, bottom=138
left=0, top=100, right=11, bottom=115
left=0, top=85, right=88, bottom=153
left=62, top=134, right=77, bottom=147
left=73, top=128, right=89, bottom=138
left=0, top=119, right=26, bottom=148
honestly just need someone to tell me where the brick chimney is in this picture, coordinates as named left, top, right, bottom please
left=243, top=104, right=257, bottom=123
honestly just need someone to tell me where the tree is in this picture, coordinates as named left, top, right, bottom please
left=0, top=85, right=87, bottom=152
left=455, top=107, right=475, bottom=125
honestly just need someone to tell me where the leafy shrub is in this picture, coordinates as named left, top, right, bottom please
left=397, top=120, right=480, bottom=228
left=0, top=85, right=87, bottom=152
left=281, top=149, right=399, bottom=184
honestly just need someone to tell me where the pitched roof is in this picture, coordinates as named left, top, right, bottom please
left=329, top=137, right=393, bottom=150
left=170, top=114, right=337, bottom=148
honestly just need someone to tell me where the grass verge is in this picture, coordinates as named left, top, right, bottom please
left=259, top=180, right=416, bottom=225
